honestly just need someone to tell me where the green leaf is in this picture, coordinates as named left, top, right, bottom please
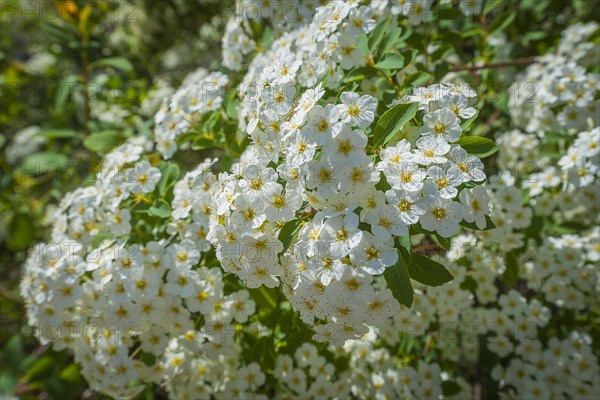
left=373, top=102, right=419, bottom=147
left=403, top=71, right=431, bottom=88
left=356, top=33, right=370, bottom=56
left=408, top=253, right=454, bottom=286
left=21, top=152, right=68, bottom=175
left=433, top=233, right=451, bottom=251
left=375, top=54, right=405, bottom=70
left=54, top=74, right=80, bottom=113
left=460, top=215, right=496, bottom=231
left=191, top=137, right=217, bottom=150
left=26, top=356, right=55, bottom=381
left=157, top=162, right=181, bottom=196
left=0, top=373, right=17, bottom=395
left=462, top=26, right=483, bottom=38
left=147, top=204, right=171, bottom=219
left=383, top=250, right=414, bottom=307
left=89, top=57, right=134, bottom=72
left=224, top=91, right=239, bottom=119
left=343, top=66, right=371, bottom=83
left=368, top=16, right=391, bottom=52
left=504, top=250, right=519, bottom=286
left=397, top=235, right=412, bottom=258
left=442, top=381, right=462, bottom=396
left=260, top=25, right=273, bottom=47
left=456, top=136, right=498, bottom=158
left=83, top=130, right=123, bottom=154
left=3, top=335, right=24, bottom=374
left=460, top=110, right=479, bottom=132
left=59, top=363, right=82, bottom=384
left=8, top=213, right=35, bottom=249
left=381, top=27, right=403, bottom=54
left=489, top=11, right=515, bottom=35
left=401, top=49, right=419, bottom=67
left=278, top=219, right=302, bottom=253
left=38, top=129, right=78, bottom=139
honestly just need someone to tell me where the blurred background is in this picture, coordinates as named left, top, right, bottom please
left=0, top=0, right=230, bottom=397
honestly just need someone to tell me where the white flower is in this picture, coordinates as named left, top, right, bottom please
left=267, top=49, right=302, bottom=86
left=427, top=164, right=463, bottom=199
left=386, top=162, right=426, bottom=192
left=106, top=209, right=131, bottom=235
left=337, top=92, right=378, bottom=128
left=377, top=139, right=414, bottom=172
left=408, top=84, right=450, bottom=106
left=231, top=193, right=267, bottom=230
left=164, top=264, right=196, bottom=298
left=334, top=34, right=364, bottom=70
left=422, top=107, right=462, bottom=143
left=285, top=369, right=307, bottom=394
left=414, top=136, right=450, bottom=165
left=385, top=189, right=427, bottom=225
left=460, top=186, right=492, bottom=229
left=349, top=232, right=398, bottom=275
left=264, top=188, right=301, bottom=222
left=305, top=158, right=345, bottom=195
left=302, top=104, right=342, bottom=145
left=229, top=290, right=255, bottom=323
left=287, top=132, right=317, bottom=165
left=239, top=363, right=266, bottom=389
left=240, top=233, right=283, bottom=266
left=439, top=93, right=477, bottom=119
left=346, top=6, right=376, bottom=35
left=448, top=146, right=486, bottom=182
left=266, top=83, right=297, bottom=116
left=370, top=202, right=409, bottom=239
left=307, top=250, right=345, bottom=285
left=167, top=239, right=200, bottom=269
left=322, top=125, right=368, bottom=166
left=419, top=196, right=464, bottom=238
left=321, top=213, right=363, bottom=258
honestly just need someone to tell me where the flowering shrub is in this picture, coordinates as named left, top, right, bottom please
left=11, top=1, right=600, bottom=399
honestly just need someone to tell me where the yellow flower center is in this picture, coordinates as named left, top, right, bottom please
left=366, top=246, right=380, bottom=260
left=433, top=207, right=446, bottom=220
left=398, top=200, right=412, bottom=212
left=348, top=105, right=360, bottom=117
left=434, top=122, right=446, bottom=134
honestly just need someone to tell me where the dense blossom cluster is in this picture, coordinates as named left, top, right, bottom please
left=154, top=69, right=229, bottom=159
left=508, top=22, right=599, bottom=135
left=18, top=1, right=600, bottom=399
left=20, top=138, right=255, bottom=398
left=203, top=0, right=492, bottom=344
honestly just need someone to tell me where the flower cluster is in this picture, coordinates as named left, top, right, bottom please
left=20, top=138, right=257, bottom=397
left=18, top=1, right=600, bottom=399
left=508, top=22, right=599, bottom=135
left=154, top=68, right=228, bottom=158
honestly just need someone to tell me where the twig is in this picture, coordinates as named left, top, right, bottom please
left=449, top=57, right=535, bottom=72
left=483, top=109, right=501, bottom=129
left=413, top=242, right=443, bottom=254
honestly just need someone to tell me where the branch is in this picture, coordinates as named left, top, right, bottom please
left=449, top=56, right=535, bottom=72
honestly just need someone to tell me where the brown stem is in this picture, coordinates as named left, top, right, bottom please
left=295, top=209, right=317, bottom=217
left=413, top=242, right=443, bottom=254
left=483, top=108, right=501, bottom=129
left=449, top=56, right=535, bottom=72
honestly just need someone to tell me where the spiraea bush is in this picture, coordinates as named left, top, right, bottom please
left=12, top=1, right=599, bottom=399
